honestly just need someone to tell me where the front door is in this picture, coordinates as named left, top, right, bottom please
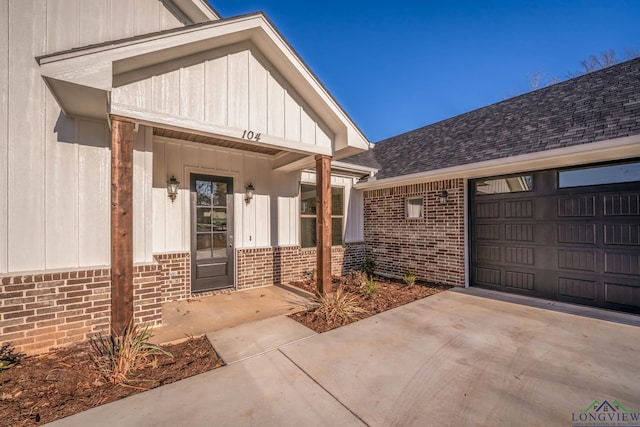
left=191, top=174, right=234, bottom=292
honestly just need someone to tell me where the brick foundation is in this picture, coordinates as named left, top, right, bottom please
left=133, top=252, right=190, bottom=326
left=363, top=179, right=465, bottom=286
left=236, top=243, right=367, bottom=289
left=1, top=252, right=190, bottom=355
left=1, top=244, right=371, bottom=355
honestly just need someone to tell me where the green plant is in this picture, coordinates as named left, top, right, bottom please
left=361, top=255, right=377, bottom=278
left=346, top=270, right=367, bottom=287
left=360, top=276, right=379, bottom=298
left=303, top=268, right=317, bottom=282
left=89, top=321, right=172, bottom=385
left=403, top=269, right=417, bottom=286
left=0, top=342, right=24, bottom=371
left=312, top=287, right=366, bottom=324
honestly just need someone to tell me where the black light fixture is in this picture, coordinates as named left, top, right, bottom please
left=245, top=182, right=255, bottom=203
left=439, top=190, right=449, bottom=205
left=167, top=175, right=180, bottom=202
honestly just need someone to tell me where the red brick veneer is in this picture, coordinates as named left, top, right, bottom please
left=0, top=252, right=189, bottom=355
left=236, top=243, right=367, bottom=289
left=363, top=179, right=465, bottom=286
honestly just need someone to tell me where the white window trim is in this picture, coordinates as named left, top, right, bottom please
left=300, top=183, right=345, bottom=248
left=405, top=196, right=424, bottom=219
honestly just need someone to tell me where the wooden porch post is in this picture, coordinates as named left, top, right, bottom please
left=110, top=115, right=135, bottom=335
left=315, top=154, right=332, bottom=295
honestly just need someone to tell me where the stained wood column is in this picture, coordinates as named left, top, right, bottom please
left=110, top=115, right=135, bottom=335
left=315, top=154, right=332, bottom=295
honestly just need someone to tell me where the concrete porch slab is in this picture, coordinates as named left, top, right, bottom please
left=206, top=316, right=316, bottom=364
left=47, top=350, right=365, bottom=427
left=149, top=285, right=311, bottom=345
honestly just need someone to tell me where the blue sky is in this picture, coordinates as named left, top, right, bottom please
left=209, top=1, right=640, bottom=142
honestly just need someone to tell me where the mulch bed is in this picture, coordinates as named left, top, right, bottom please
left=289, top=275, right=452, bottom=333
left=0, top=336, right=223, bottom=426
left=1, top=275, right=450, bottom=426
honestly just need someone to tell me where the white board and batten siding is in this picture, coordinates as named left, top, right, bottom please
left=151, top=136, right=365, bottom=255
left=152, top=135, right=277, bottom=254
left=112, top=47, right=333, bottom=152
left=0, top=0, right=186, bottom=274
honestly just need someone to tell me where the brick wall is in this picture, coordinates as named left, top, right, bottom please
left=0, top=269, right=112, bottom=355
left=133, top=252, right=190, bottom=326
left=363, top=179, right=465, bottom=286
left=236, top=243, right=367, bottom=289
left=0, top=252, right=190, bottom=355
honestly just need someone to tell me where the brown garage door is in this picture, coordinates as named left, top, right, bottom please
left=470, top=161, right=640, bottom=314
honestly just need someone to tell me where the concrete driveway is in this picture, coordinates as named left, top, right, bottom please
left=48, top=290, right=640, bottom=427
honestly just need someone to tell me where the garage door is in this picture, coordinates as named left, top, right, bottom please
left=470, top=161, right=640, bottom=314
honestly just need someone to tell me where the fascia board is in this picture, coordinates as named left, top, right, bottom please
left=355, top=135, right=640, bottom=190
left=111, top=103, right=332, bottom=157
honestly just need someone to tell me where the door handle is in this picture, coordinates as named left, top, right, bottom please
left=229, top=235, right=233, bottom=247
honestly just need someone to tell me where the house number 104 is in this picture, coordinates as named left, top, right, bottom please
left=242, top=130, right=261, bottom=142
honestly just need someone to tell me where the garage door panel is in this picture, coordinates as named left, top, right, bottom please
left=605, top=283, right=640, bottom=308
left=476, top=245, right=501, bottom=262
left=504, top=200, right=533, bottom=218
left=558, top=277, right=596, bottom=301
left=471, top=165, right=640, bottom=314
left=604, top=252, right=640, bottom=276
left=476, top=202, right=500, bottom=218
left=505, top=270, right=535, bottom=291
left=558, top=249, right=596, bottom=272
left=604, top=193, right=640, bottom=216
left=557, top=196, right=596, bottom=217
left=504, top=246, right=534, bottom=265
left=505, top=224, right=534, bottom=241
left=475, top=267, right=501, bottom=287
left=476, top=224, right=501, bottom=240
left=604, top=224, right=640, bottom=245
left=558, top=223, right=596, bottom=244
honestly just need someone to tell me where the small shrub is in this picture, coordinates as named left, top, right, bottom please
left=89, top=321, right=172, bottom=385
left=360, top=276, right=379, bottom=298
left=361, top=256, right=377, bottom=278
left=303, top=269, right=317, bottom=282
left=403, top=270, right=417, bottom=286
left=312, top=287, right=366, bottom=324
left=0, top=342, right=24, bottom=371
left=346, top=270, right=367, bottom=287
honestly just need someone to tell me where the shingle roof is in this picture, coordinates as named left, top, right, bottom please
left=344, top=57, right=640, bottom=180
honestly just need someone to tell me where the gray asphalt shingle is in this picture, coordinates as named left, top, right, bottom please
left=344, top=58, right=640, bottom=179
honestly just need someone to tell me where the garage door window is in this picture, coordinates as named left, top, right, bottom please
left=559, top=161, right=640, bottom=188
left=476, top=175, right=533, bottom=195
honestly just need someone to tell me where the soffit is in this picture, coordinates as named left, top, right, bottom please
left=153, top=127, right=283, bottom=156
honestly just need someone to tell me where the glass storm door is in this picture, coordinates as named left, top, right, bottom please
left=191, top=174, right=234, bottom=292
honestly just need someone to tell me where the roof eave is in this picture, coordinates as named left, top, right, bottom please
left=354, top=135, right=640, bottom=190
left=37, top=13, right=369, bottom=155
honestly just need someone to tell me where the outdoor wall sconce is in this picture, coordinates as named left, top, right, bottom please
left=245, top=182, right=255, bottom=203
left=439, top=190, right=449, bottom=205
left=167, top=175, right=180, bottom=202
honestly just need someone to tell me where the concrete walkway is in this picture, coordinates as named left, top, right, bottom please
left=48, top=291, right=640, bottom=427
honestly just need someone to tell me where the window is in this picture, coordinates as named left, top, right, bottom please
left=559, top=161, right=640, bottom=188
left=405, top=197, right=424, bottom=219
left=300, top=184, right=344, bottom=248
left=475, top=175, right=533, bottom=195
